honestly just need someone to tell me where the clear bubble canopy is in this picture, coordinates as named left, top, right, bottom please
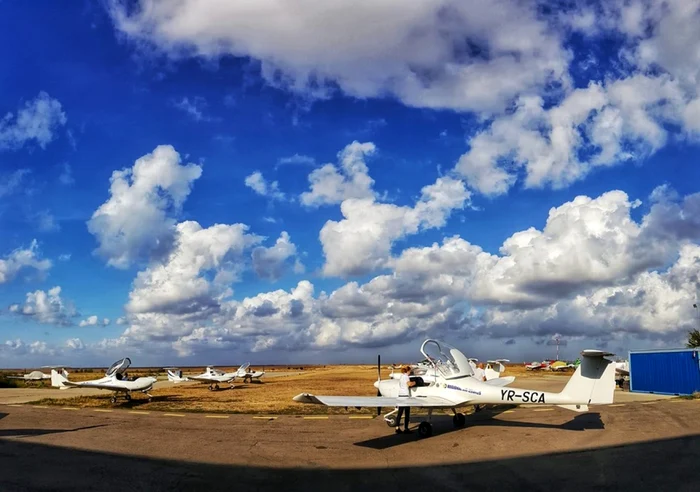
left=420, top=339, right=475, bottom=379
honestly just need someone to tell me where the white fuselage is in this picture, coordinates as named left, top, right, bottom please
left=376, top=374, right=577, bottom=407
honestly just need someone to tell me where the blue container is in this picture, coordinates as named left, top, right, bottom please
left=629, top=348, right=700, bottom=395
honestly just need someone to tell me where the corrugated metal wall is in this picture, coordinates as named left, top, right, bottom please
left=630, top=349, right=700, bottom=395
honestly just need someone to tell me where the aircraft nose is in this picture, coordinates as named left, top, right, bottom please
left=373, top=381, right=379, bottom=389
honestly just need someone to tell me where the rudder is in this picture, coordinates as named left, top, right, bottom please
left=559, top=350, right=616, bottom=406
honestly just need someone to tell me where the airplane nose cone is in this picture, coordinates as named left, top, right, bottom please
left=373, top=381, right=379, bottom=389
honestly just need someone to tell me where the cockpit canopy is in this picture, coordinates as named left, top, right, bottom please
left=106, top=357, right=131, bottom=377
left=420, top=340, right=475, bottom=379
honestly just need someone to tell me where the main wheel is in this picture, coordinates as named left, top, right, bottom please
left=453, top=413, right=466, bottom=428
left=125, top=393, right=132, bottom=401
left=214, top=383, right=220, bottom=391
left=418, top=421, right=433, bottom=438
left=110, top=396, right=117, bottom=404
left=208, top=385, right=214, bottom=391
left=385, top=415, right=397, bottom=427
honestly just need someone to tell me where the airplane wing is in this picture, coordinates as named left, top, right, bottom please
left=293, top=393, right=465, bottom=408
left=62, top=381, right=128, bottom=392
left=483, top=376, right=515, bottom=387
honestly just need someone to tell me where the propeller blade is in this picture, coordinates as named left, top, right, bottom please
left=376, top=354, right=382, bottom=415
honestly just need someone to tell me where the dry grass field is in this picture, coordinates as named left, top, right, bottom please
left=2, top=363, right=573, bottom=414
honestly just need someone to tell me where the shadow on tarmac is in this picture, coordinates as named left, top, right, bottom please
left=0, top=432, right=699, bottom=491
left=355, top=413, right=603, bottom=450
left=0, top=424, right=109, bottom=438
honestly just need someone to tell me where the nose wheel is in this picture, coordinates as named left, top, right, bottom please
left=452, top=412, right=466, bottom=428
left=383, top=408, right=398, bottom=427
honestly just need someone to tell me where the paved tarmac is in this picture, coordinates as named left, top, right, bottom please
left=1, top=397, right=699, bottom=491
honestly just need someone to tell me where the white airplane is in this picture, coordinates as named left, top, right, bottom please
left=7, top=366, right=69, bottom=384
left=294, top=339, right=616, bottom=438
left=239, top=364, right=265, bottom=383
left=51, top=357, right=156, bottom=404
left=166, top=363, right=257, bottom=390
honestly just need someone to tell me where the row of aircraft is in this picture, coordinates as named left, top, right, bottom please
left=165, top=363, right=265, bottom=390
left=48, top=359, right=264, bottom=403
left=14, top=338, right=618, bottom=440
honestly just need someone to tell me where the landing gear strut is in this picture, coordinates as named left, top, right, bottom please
left=383, top=408, right=398, bottom=427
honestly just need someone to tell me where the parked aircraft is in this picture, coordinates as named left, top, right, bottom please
left=549, top=360, right=577, bottom=372
left=240, top=364, right=265, bottom=383
left=7, top=366, right=69, bottom=384
left=525, top=360, right=551, bottom=371
left=294, top=339, right=616, bottom=438
left=166, top=363, right=259, bottom=390
left=614, top=360, right=629, bottom=387
left=51, top=358, right=156, bottom=403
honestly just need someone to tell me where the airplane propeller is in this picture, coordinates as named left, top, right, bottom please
left=376, top=354, right=382, bottom=416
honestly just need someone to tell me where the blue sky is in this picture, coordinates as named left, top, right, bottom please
left=2, top=0, right=700, bottom=367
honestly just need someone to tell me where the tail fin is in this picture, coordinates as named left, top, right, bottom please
left=166, top=369, right=184, bottom=382
left=557, top=350, right=615, bottom=412
left=51, top=369, right=70, bottom=389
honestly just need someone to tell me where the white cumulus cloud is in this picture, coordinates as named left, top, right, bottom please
left=0, top=240, right=52, bottom=285
left=9, top=286, right=77, bottom=326
left=87, top=145, right=203, bottom=268
left=244, top=171, right=285, bottom=201
left=0, top=92, right=67, bottom=150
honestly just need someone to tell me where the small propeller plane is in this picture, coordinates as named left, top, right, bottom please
left=7, top=366, right=69, bottom=385
left=166, top=363, right=257, bottom=390
left=293, top=339, right=616, bottom=438
left=51, top=357, right=156, bottom=404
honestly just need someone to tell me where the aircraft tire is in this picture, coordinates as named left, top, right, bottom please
left=385, top=416, right=397, bottom=427
left=453, top=413, right=466, bottom=428
left=418, top=421, right=432, bottom=438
